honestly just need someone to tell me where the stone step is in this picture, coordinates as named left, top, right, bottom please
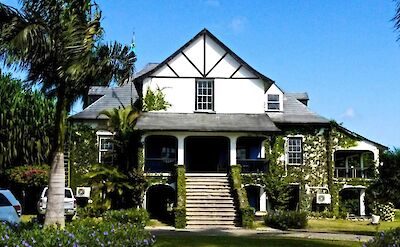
left=186, top=195, right=233, bottom=200
left=186, top=178, right=229, bottom=182
left=186, top=220, right=235, bottom=226
left=186, top=210, right=236, bottom=216
left=187, top=215, right=236, bottom=221
left=186, top=207, right=236, bottom=213
left=186, top=225, right=237, bottom=229
left=186, top=185, right=230, bottom=189
left=187, top=199, right=234, bottom=204
left=186, top=204, right=234, bottom=209
left=186, top=182, right=230, bottom=185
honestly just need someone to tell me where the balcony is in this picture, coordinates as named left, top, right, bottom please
left=334, top=166, right=374, bottom=179
left=144, top=158, right=176, bottom=173
left=237, top=159, right=268, bottom=173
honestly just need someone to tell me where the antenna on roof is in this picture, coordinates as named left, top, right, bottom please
left=130, top=30, right=136, bottom=107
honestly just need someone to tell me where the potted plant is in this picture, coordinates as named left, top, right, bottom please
left=371, top=202, right=380, bottom=225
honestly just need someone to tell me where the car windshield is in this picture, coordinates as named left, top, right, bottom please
left=0, top=193, right=11, bottom=206
left=44, top=189, right=73, bottom=198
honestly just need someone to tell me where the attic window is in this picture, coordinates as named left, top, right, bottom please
left=196, top=80, right=214, bottom=111
left=267, top=94, right=280, bottom=111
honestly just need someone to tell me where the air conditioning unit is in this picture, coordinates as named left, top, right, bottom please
left=76, top=187, right=91, bottom=198
left=316, top=193, right=331, bottom=204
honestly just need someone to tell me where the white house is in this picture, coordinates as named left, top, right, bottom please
left=71, top=29, right=387, bottom=228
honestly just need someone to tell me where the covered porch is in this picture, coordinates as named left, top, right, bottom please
left=142, top=133, right=270, bottom=174
left=137, top=112, right=280, bottom=174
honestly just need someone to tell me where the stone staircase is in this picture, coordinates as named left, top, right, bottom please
left=185, top=174, right=237, bottom=228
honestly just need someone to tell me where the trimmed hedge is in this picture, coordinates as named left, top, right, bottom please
left=264, top=210, right=308, bottom=230
left=174, top=164, right=186, bottom=228
left=103, top=208, right=149, bottom=228
left=230, top=164, right=254, bottom=228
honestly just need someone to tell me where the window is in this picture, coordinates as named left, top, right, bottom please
left=99, top=137, right=113, bottom=164
left=196, top=80, right=214, bottom=111
left=267, top=94, right=280, bottom=110
left=287, top=137, right=302, bottom=165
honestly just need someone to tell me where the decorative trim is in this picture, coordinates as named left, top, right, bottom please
left=181, top=51, right=204, bottom=77
left=167, top=63, right=180, bottom=77
left=205, top=52, right=228, bottom=77
left=230, top=64, right=243, bottom=78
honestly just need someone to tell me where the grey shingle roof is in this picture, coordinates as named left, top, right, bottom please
left=136, top=112, right=280, bottom=132
left=267, top=94, right=329, bottom=124
left=70, top=85, right=138, bottom=120
left=286, top=92, right=309, bottom=101
left=88, top=86, right=110, bottom=96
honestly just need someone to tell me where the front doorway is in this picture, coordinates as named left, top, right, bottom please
left=185, top=136, right=230, bottom=172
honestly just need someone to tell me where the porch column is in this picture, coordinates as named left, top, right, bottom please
left=359, top=189, right=366, bottom=216
left=177, top=135, right=185, bottom=165
left=260, top=187, right=267, bottom=211
left=229, top=136, right=238, bottom=165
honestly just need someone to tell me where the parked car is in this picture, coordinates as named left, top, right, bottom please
left=37, top=187, right=77, bottom=222
left=0, top=188, right=22, bottom=224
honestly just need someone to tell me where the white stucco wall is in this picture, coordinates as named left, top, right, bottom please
left=264, top=83, right=284, bottom=112
left=141, top=33, right=267, bottom=114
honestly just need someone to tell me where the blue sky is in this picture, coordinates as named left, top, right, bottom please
left=2, top=0, right=400, bottom=148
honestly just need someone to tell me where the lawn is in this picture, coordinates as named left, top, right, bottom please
left=307, top=210, right=400, bottom=236
left=307, top=218, right=400, bottom=236
left=154, top=235, right=362, bottom=247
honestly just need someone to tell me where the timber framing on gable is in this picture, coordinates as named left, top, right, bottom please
left=134, top=29, right=275, bottom=87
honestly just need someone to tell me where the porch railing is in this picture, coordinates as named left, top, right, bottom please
left=334, top=167, right=374, bottom=179
left=145, top=157, right=176, bottom=173
left=237, top=159, right=268, bottom=173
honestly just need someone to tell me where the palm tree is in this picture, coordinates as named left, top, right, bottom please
left=0, top=1, right=135, bottom=227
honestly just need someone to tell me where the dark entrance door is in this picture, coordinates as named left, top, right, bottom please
left=185, top=136, right=229, bottom=172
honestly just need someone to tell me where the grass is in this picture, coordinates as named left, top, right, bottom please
left=154, top=235, right=362, bottom=247
left=307, top=218, right=400, bottom=236
left=21, top=215, right=36, bottom=223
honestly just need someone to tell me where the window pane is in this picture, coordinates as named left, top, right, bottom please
left=268, top=103, right=280, bottom=110
left=268, top=94, right=279, bottom=102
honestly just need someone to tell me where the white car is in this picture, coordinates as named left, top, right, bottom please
left=37, top=187, right=77, bottom=221
left=0, top=189, right=22, bottom=224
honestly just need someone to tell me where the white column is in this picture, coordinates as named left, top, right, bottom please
left=230, top=136, right=238, bottom=165
left=177, top=135, right=185, bottom=165
left=260, top=187, right=267, bottom=211
left=359, top=189, right=366, bottom=216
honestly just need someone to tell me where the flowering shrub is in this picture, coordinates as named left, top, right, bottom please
left=363, top=227, right=400, bottom=247
left=0, top=216, right=155, bottom=246
left=373, top=202, right=396, bottom=221
left=6, top=165, right=49, bottom=187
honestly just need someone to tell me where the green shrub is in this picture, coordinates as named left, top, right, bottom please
left=264, top=211, right=308, bottom=230
left=0, top=218, right=155, bottom=246
left=364, top=227, right=400, bottom=247
left=309, top=210, right=335, bottom=219
left=241, top=207, right=255, bottom=228
left=103, top=208, right=149, bottom=228
left=373, top=202, right=396, bottom=221
left=174, top=164, right=186, bottom=228
left=174, top=207, right=186, bottom=229
left=229, top=165, right=254, bottom=228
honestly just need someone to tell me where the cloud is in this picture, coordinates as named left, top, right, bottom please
left=229, top=16, right=247, bottom=34
left=204, top=0, right=220, bottom=7
left=340, top=107, right=355, bottom=119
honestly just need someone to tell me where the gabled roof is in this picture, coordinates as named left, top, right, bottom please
left=334, top=124, right=388, bottom=150
left=267, top=94, right=329, bottom=124
left=70, top=85, right=138, bottom=120
left=286, top=92, right=309, bottom=101
left=136, top=112, right=280, bottom=132
left=134, top=28, right=275, bottom=88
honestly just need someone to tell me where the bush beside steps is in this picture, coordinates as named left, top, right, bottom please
left=264, top=210, right=308, bottom=231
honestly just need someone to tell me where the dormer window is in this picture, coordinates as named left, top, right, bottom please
left=267, top=94, right=280, bottom=111
left=196, top=79, right=214, bottom=111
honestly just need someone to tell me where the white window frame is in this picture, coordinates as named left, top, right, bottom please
left=195, top=79, right=214, bottom=112
left=286, top=136, right=303, bottom=165
left=97, top=132, right=114, bottom=164
left=267, top=94, right=281, bottom=111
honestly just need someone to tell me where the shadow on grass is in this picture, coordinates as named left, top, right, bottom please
left=154, top=235, right=362, bottom=247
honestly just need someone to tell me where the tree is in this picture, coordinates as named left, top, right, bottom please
left=99, top=106, right=147, bottom=208
left=0, top=1, right=135, bottom=226
left=0, top=72, right=54, bottom=169
left=368, top=149, right=400, bottom=208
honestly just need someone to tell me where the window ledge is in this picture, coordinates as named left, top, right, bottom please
left=287, top=163, right=303, bottom=166
left=193, top=110, right=216, bottom=114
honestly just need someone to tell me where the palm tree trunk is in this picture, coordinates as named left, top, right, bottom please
left=44, top=89, right=67, bottom=227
